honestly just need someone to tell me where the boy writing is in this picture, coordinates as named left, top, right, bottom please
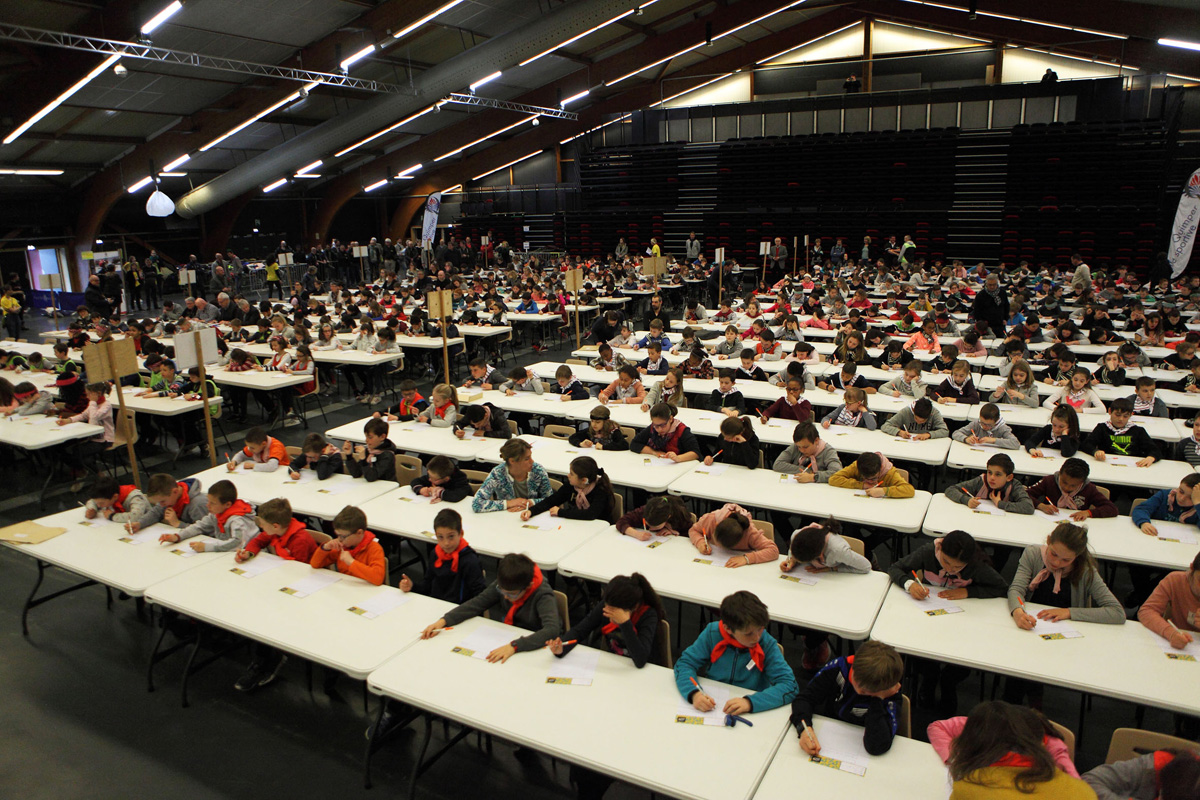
left=158, top=479, right=257, bottom=552
left=791, top=640, right=904, bottom=756
left=228, top=427, right=289, bottom=472
left=309, top=504, right=386, bottom=585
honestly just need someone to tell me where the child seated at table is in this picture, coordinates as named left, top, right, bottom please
left=1082, top=397, right=1160, bottom=467
left=782, top=517, right=872, bottom=575
left=598, top=364, right=644, bottom=405
left=454, top=402, right=513, bottom=439
left=1043, top=367, right=1105, bottom=411
left=568, top=405, right=628, bottom=451
left=57, top=380, right=113, bottom=468
left=675, top=590, right=798, bottom=714
left=127, top=472, right=210, bottom=532
left=990, top=358, right=1039, bottom=408
left=414, top=383, right=458, bottom=427
left=520, top=455, right=616, bottom=522
left=760, top=376, right=813, bottom=425
left=926, top=344, right=960, bottom=375
left=1027, top=457, right=1117, bottom=520
left=1024, top=404, right=1080, bottom=458
left=473, top=438, right=552, bottom=513
left=633, top=319, right=672, bottom=351
left=816, top=360, right=867, bottom=392
left=84, top=477, right=154, bottom=526
left=399, top=508, right=486, bottom=603
left=1084, top=747, right=1200, bottom=800
left=703, top=415, right=759, bottom=469
left=499, top=367, right=544, bottom=396
left=945, top=453, right=1033, bottom=514
left=687, top=503, right=778, bottom=567
left=377, top=379, right=429, bottom=421
left=774, top=421, right=843, bottom=484
left=608, top=322, right=635, bottom=349
left=635, top=342, right=669, bottom=376
left=706, top=369, right=746, bottom=416
left=830, top=452, right=915, bottom=498
left=1118, top=340, right=1151, bottom=368
left=879, top=360, right=925, bottom=398
left=310, top=504, right=386, bottom=585
left=236, top=497, right=317, bottom=564
left=736, top=348, right=769, bottom=382
left=770, top=359, right=816, bottom=390
left=929, top=706, right=1078, bottom=777
left=420, top=552, right=563, bottom=663
left=134, top=358, right=184, bottom=398
left=615, top=494, right=693, bottom=540
left=631, top=402, right=701, bottom=463
left=158, top=479, right=257, bottom=553
left=288, top=433, right=343, bottom=480
left=708, top=324, right=741, bottom=359
left=820, top=386, right=876, bottom=430
left=1128, top=375, right=1168, bottom=418
left=461, top=357, right=501, bottom=390
left=342, top=418, right=397, bottom=482
left=410, top=454, right=472, bottom=504
left=945, top=701, right=1095, bottom=799
left=791, top=640, right=904, bottom=756
left=669, top=326, right=699, bottom=355
left=1138, top=548, right=1200, bottom=665
left=933, top=359, right=979, bottom=405
left=6, top=381, right=52, bottom=416
left=951, top=403, right=1019, bottom=449
left=229, top=427, right=288, bottom=472
left=881, top=397, right=949, bottom=440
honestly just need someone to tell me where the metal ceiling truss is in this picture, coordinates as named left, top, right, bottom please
left=443, top=93, right=577, bottom=120
left=0, top=23, right=408, bottom=94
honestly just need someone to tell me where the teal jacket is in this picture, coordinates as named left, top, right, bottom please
left=673, top=621, right=798, bottom=712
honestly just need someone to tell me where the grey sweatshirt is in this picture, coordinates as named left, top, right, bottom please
left=176, top=509, right=259, bottom=552
left=16, top=391, right=55, bottom=416
left=442, top=582, right=563, bottom=652
left=498, top=375, right=545, bottom=394
left=878, top=375, right=926, bottom=399
left=880, top=405, right=949, bottom=438
left=945, top=475, right=1034, bottom=514
left=1082, top=753, right=1157, bottom=800
left=773, top=442, right=842, bottom=482
left=85, top=489, right=154, bottom=526
left=1007, top=544, right=1125, bottom=624
left=951, top=418, right=1019, bottom=449
left=787, top=531, right=872, bottom=573
left=138, top=479, right=210, bottom=527
left=820, top=405, right=878, bottom=430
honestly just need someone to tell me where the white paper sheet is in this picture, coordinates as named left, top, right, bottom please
left=1102, top=454, right=1142, bottom=468
left=809, top=719, right=872, bottom=776
left=1026, top=607, right=1084, bottom=640
left=520, top=513, right=561, bottom=531
left=909, top=591, right=964, bottom=616
left=1033, top=508, right=1072, bottom=522
left=641, top=456, right=676, bottom=468
left=280, top=569, right=342, bottom=597
left=395, top=487, right=433, bottom=504
left=546, top=647, right=600, bottom=686
left=779, top=570, right=820, bottom=586
left=693, top=463, right=729, bottom=477
left=691, top=542, right=744, bottom=567
left=675, top=685, right=731, bottom=726
left=451, top=626, right=517, bottom=660
left=348, top=590, right=412, bottom=619
left=168, top=535, right=219, bottom=556
left=966, top=499, right=1006, bottom=516
left=1145, top=629, right=1200, bottom=662
left=313, top=482, right=355, bottom=496
left=1156, top=527, right=1199, bottom=545
left=282, top=470, right=317, bottom=485
left=229, top=551, right=285, bottom=578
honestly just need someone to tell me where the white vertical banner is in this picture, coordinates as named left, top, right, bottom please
left=1169, top=168, right=1200, bottom=278
left=421, top=192, right=443, bottom=248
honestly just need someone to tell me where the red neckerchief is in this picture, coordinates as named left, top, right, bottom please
left=504, top=564, right=544, bottom=625
left=710, top=620, right=764, bottom=671
left=991, top=752, right=1036, bottom=769
left=433, top=400, right=454, bottom=419
left=434, top=537, right=470, bottom=573
left=215, top=499, right=254, bottom=534
left=115, top=484, right=138, bottom=512
left=170, top=482, right=191, bottom=516
left=345, top=530, right=378, bottom=559
left=602, top=603, right=648, bottom=635
left=275, top=518, right=309, bottom=560
left=1154, top=751, right=1177, bottom=786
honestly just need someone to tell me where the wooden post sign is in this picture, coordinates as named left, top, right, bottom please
left=564, top=268, right=584, bottom=348
left=425, top=289, right=454, bottom=385
left=759, top=240, right=770, bottom=286
left=173, top=327, right=220, bottom=468
left=82, top=338, right=142, bottom=488
left=714, top=247, right=726, bottom=303
left=642, top=256, right=669, bottom=291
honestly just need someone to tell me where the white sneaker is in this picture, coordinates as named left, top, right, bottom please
left=370, top=394, right=382, bottom=404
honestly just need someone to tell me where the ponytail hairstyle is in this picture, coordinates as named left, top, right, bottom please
left=714, top=512, right=751, bottom=548
left=948, top=702, right=1057, bottom=792
left=843, top=386, right=868, bottom=408
left=1047, top=522, right=1099, bottom=586
left=431, top=383, right=458, bottom=409
left=602, top=572, right=666, bottom=621
left=569, top=456, right=616, bottom=521
left=789, top=516, right=842, bottom=562
left=719, top=414, right=752, bottom=439
left=642, top=494, right=691, bottom=534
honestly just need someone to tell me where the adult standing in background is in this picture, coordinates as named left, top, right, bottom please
left=1069, top=253, right=1091, bottom=295
left=367, top=237, right=383, bottom=279
left=614, top=237, right=629, bottom=261
left=227, top=251, right=243, bottom=295
left=830, top=238, right=845, bottom=266
left=843, top=73, right=862, bottom=93
left=685, top=232, right=701, bottom=263
left=972, top=273, right=1009, bottom=338
left=142, top=255, right=160, bottom=310
left=861, top=235, right=873, bottom=264
left=649, top=237, right=661, bottom=257
left=1041, top=68, right=1058, bottom=84
left=84, top=274, right=113, bottom=319
left=123, top=259, right=144, bottom=311
left=102, top=265, right=123, bottom=314
left=769, top=237, right=789, bottom=275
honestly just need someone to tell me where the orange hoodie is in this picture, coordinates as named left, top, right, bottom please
left=309, top=530, right=385, bottom=585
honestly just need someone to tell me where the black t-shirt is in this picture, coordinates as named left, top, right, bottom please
left=1030, top=577, right=1071, bottom=608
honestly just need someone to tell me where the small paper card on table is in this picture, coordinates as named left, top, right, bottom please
left=968, top=500, right=1006, bottom=516
left=909, top=592, right=964, bottom=616
left=451, top=626, right=516, bottom=660
left=521, top=513, right=560, bottom=531
left=692, top=543, right=742, bottom=567
left=280, top=569, right=342, bottom=597
left=546, top=647, right=600, bottom=686
left=674, top=686, right=730, bottom=726
left=624, top=533, right=673, bottom=549
left=314, top=483, right=355, bottom=496
left=1147, top=629, right=1200, bottom=662
left=808, top=719, right=872, bottom=777
left=78, top=516, right=119, bottom=529
left=230, top=552, right=285, bottom=578
left=282, top=471, right=317, bottom=485
left=1034, top=508, right=1072, bottom=522
left=119, top=528, right=166, bottom=545
left=693, top=463, right=729, bottom=477
left=1103, top=454, right=1141, bottom=467
left=779, top=570, right=820, bottom=586
left=1029, top=611, right=1084, bottom=640
left=395, top=487, right=433, bottom=504
left=168, top=535, right=219, bottom=556
left=641, top=456, right=675, bottom=468
left=348, top=590, right=411, bottom=619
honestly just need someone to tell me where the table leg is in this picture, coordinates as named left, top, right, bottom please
left=20, top=560, right=99, bottom=636
left=408, top=714, right=434, bottom=800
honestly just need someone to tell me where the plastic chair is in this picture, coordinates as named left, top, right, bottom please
left=753, top=518, right=774, bottom=539
left=394, top=453, right=423, bottom=486
left=292, top=369, right=328, bottom=427
left=652, top=619, right=673, bottom=668
left=896, top=694, right=912, bottom=738
left=104, top=409, right=138, bottom=479
left=565, top=358, right=588, bottom=365
left=286, top=445, right=302, bottom=459
left=1106, top=728, right=1199, bottom=764
left=549, top=478, right=563, bottom=491
left=552, top=590, right=571, bottom=631
left=612, top=493, right=624, bottom=520
left=309, top=529, right=332, bottom=547
left=507, top=419, right=518, bottom=436
left=543, top=425, right=575, bottom=440
left=1048, top=719, right=1077, bottom=762
left=619, top=426, right=637, bottom=441
left=843, top=535, right=867, bottom=557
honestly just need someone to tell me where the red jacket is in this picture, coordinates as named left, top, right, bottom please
left=244, top=518, right=317, bottom=561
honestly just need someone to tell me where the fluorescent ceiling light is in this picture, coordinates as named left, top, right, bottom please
left=127, top=176, right=154, bottom=193
left=0, top=168, right=65, bottom=175
left=141, top=1, right=183, bottom=35
left=392, top=0, right=466, bottom=42
left=162, top=154, right=190, bottom=172
left=712, top=0, right=808, bottom=43
left=895, top=0, right=1126, bottom=39
left=1159, top=38, right=1200, bottom=52
left=395, top=163, right=423, bottom=178
left=472, top=149, right=544, bottom=181
left=364, top=179, right=388, bottom=192
left=607, top=42, right=706, bottom=85
left=434, top=115, right=540, bottom=162
left=293, top=173, right=321, bottom=179
left=442, top=184, right=462, bottom=194
left=1166, top=73, right=1200, bottom=82
left=758, top=21, right=860, bottom=64
left=3, top=54, right=121, bottom=144
left=295, top=159, right=322, bottom=176
left=518, top=8, right=636, bottom=66
left=561, top=89, right=590, bottom=107
left=341, top=44, right=376, bottom=73
left=560, top=113, right=631, bottom=145
left=334, top=105, right=436, bottom=157
left=159, top=172, right=187, bottom=177
left=200, top=84, right=316, bottom=152
left=263, top=178, right=288, bottom=193
left=469, top=71, right=502, bottom=92
left=651, top=73, right=734, bottom=107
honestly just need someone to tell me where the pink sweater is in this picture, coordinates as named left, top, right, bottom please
left=927, top=718, right=1079, bottom=777
left=687, top=503, right=779, bottom=564
left=598, top=377, right=645, bottom=404
left=69, top=398, right=114, bottom=443
left=1138, top=570, right=1199, bottom=639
